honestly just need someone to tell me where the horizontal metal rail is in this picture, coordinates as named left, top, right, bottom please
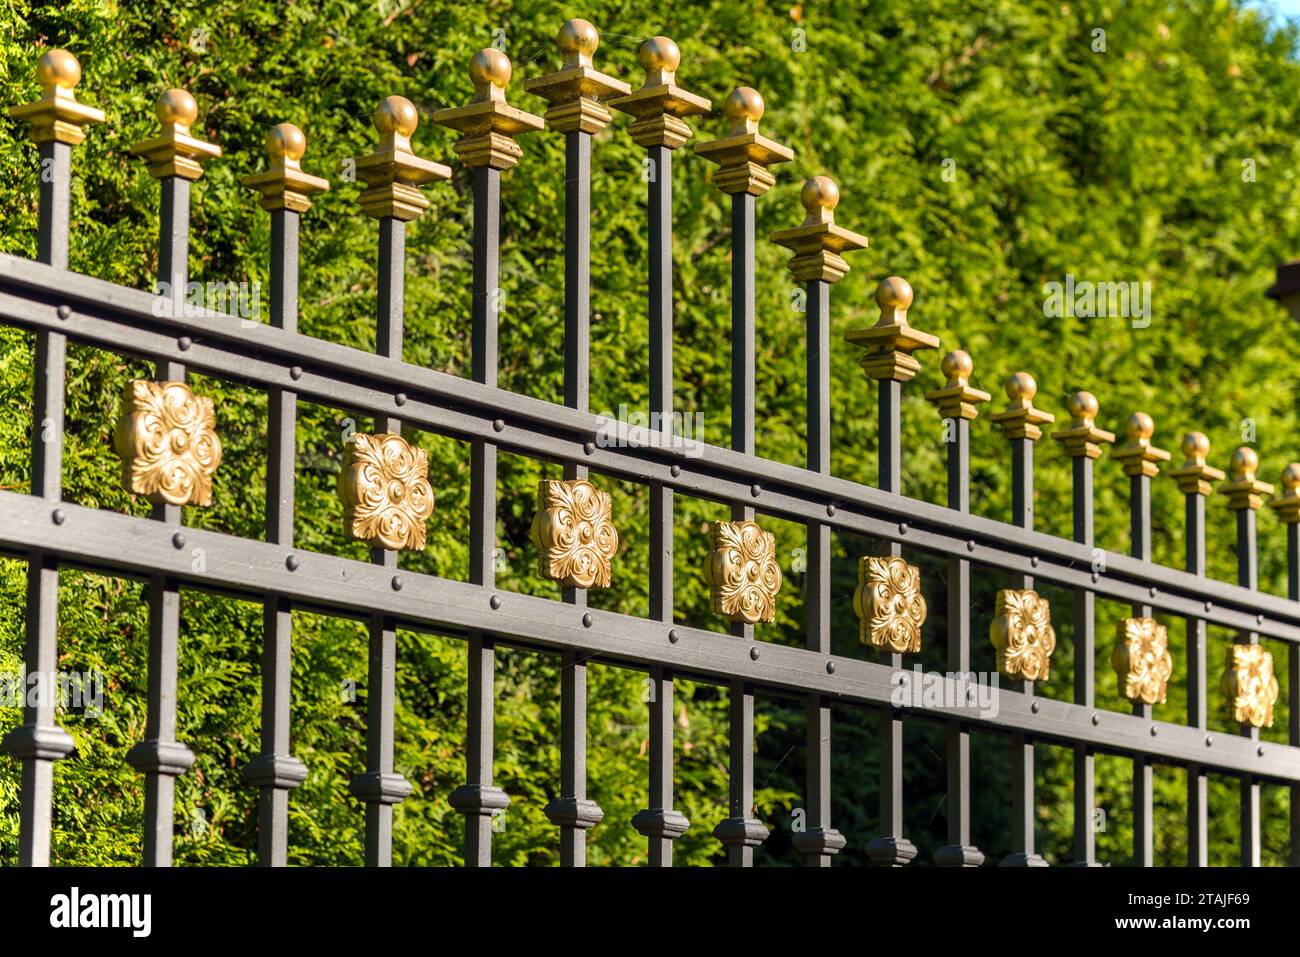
left=2, top=254, right=1298, bottom=645
left=0, top=488, right=1294, bottom=783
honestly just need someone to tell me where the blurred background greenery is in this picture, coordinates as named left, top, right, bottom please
left=0, top=0, right=1297, bottom=865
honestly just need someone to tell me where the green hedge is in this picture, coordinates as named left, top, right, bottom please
left=1, top=0, right=1297, bottom=865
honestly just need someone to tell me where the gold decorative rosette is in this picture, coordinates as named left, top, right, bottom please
left=990, top=588, right=1056, bottom=682
left=704, top=520, right=782, bottom=624
left=1221, top=643, right=1279, bottom=729
left=113, top=379, right=222, bottom=507
left=338, top=432, right=433, bottom=551
left=530, top=478, right=618, bottom=589
left=853, top=555, right=926, bottom=653
left=1112, top=617, right=1174, bottom=705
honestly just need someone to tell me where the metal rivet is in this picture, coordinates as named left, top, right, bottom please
left=826, top=503, right=837, bottom=517
left=1258, top=745, right=1266, bottom=757
left=670, top=465, right=681, bottom=478
left=391, top=576, right=402, bottom=592
left=1030, top=556, right=1040, bottom=568
left=177, top=335, right=192, bottom=351
left=749, top=646, right=759, bottom=661
left=751, top=484, right=762, bottom=497
left=582, top=612, right=593, bottom=628
left=285, top=555, right=299, bottom=571
left=395, top=393, right=407, bottom=406
left=1091, top=571, right=1100, bottom=583
left=489, top=594, right=501, bottom=610
left=826, top=660, right=835, bottom=674
left=51, top=508, right=65, bottom=526
left=967, top=688, right=976, bottom=702
left=171, top=532, right=185, bottom=549
left=1205, top=600, right=1213, bottom=612
left=584, top=442, right=595, bottom=455
left=1150, top=725, right=1158, bottom=737
left=898, top=522, right=908, bottom=535
left=1031, top=701, right=1040, bottom=714
left=290, top=366, right=303, bottom=380
left=966, top=540, right=976, bottom=552
left=1149, top=586, right=1158, bottom=598
left=668, top=629, right=679, bottom=643
left=1256, top=613, right=1264, bottom=626
left=1091, top=713, right=1100, bottom=726
left=1206, top=734, right=1214, bottom=747
left=56, top=304, right=71, bottom=320
left=492, top=419, right=505, bottom=432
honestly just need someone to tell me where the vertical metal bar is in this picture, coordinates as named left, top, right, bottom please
left=1288, top=522, right=1300, bottom=867
left=935, top=412, right=982, bottom=866
left=1128, top=473, right=1155, bottom=866
left=242, top=208, right=308, bottom=865
left=1236, top=506, right=1261, bottom=866
left=1071, top=455, right=1099, bottom=865
left=633, top=142, right=688, bottom=864
left=4, top=139, right=75, bottom=867
left=449, top=165, right=510, bottom=865
left=792, top=279, right=844, bottom=866
left=1185, top=490, right=1209, bottom=866
left=1002, top=435, right=1044, bottom=866
left=542, top=130, right=603, bottom=865
left=347, top=217, right=413, bottom=866
left=712, top=190, right=766, bottom=865
left=127, top=175, right=197, bottom=867
left=866, top=378, right=916, bottom=866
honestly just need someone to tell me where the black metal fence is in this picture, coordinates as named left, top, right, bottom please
left=2, top=23, right=1298, bottom=868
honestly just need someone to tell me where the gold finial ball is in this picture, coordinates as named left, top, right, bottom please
left=875, top=276, right=913, bottom=312
left=37, top=49, right=82, bottom=90
left=155, top=89, right=198, bottom=127
left=470, top=48, right=511, bottom=89
left=1126, top=412, right=1154, bottom=442
left=941, top=349, right=973, bottom=381
left=267, top=122, right=307, bottom=162
left=1005, top=372, right=1038, bottom=402
left=1281, top=462, right=1300, bottom=492
left=724, top=86, right=765, bottom=124
left=1231, top=445, right=1259, bottom=477
left=557, top=18, right=600, bottom=57
left=801, top=176, right=840, bottom=213
left=639, top=36, right=680, bottom=73
left=1067, top=390, right=1099, bottom=421
left=1182, top=431, right=1210, bottom=460
left=375, top=95, right=419, bottom=137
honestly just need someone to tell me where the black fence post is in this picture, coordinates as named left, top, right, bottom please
left=435, top=48, right=543, bottom=866
left=928, top=352, right=993, bottom=866
left=125, top=88, right=221, bottom=866
left=611, top=35, right=710, bottom=866
left=2, top=49, right=103, bottom=868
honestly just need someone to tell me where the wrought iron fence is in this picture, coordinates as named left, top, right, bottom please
left=1, top=20, right=1297, bottom=868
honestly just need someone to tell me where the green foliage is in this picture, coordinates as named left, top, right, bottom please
left=0, top=0, right=1296, bottom=865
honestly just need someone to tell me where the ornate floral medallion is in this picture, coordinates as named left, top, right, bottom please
left=530, top=478, right=618, bottom=589
left=704, top=520, right=782, bottom=624
left=338, top=432, right=433, bottom=551
left=852, top=555, right=926, bottom=653
left=113, top=379, right=222, bottom=507
left=989, top=588, right=1056, bottom=682
left=1221, top=643, right=1279, bottom=729
left=1112, top=617, right=1174, bottom=705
